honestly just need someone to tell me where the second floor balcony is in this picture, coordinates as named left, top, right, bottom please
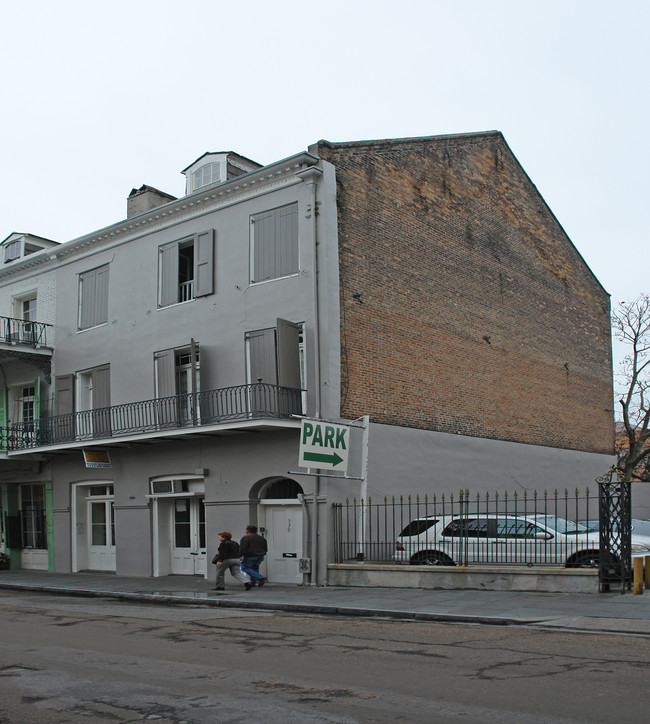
left=2, top=382, right=303, bottom=453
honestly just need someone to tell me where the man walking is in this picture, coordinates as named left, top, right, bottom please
left=240, top=525, right=268, bottom=587
left=212, top=532, right=251, bottom=591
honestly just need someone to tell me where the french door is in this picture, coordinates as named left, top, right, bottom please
left=170, top=497, right=206, bottom=575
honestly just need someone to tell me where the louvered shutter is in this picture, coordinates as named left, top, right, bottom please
left=159, top=242, right=179, bottom=307
left=194, top=229, right=214, bottom=297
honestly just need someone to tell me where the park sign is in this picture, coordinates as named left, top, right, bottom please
left=299, top=418, right=350, bottom=472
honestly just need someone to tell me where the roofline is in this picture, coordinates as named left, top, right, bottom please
left=311, top=130, right=503, bottom=150
left=181, top=151, right=264, bottom=174
left=0, top=151, right=320, bottom=277
left=311, top=131, right=610, bottom=299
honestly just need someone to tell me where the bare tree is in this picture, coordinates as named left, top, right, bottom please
left=612, top=295, right=650, bottom=481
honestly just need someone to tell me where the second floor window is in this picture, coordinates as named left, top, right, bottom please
left=78, top=265, right=109, bottom=330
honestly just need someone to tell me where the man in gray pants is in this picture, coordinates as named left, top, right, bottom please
left=212, top=532, right=251, bottom=591
left=239, top=525, right=268, bottom=587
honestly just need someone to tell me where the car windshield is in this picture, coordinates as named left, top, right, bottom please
left=536, top=516, right=590, bottom=534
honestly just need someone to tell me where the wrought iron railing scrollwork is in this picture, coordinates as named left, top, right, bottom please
left=2, top=382, right=303, bottom=450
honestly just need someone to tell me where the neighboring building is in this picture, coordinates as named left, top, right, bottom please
left=0, top=133, right=618, bottom=582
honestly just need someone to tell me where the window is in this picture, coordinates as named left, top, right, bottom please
left=4, top=239, right=21, bottom=263
left=78, top=265, right=109, bottom=330
left=245, top=319, right=303, bottom=416
left=21, top=296, right=37, bottom=322
left=20, top=386, right=35, bottom=427
left=158, top=230, right=214, bottom=307
left=20, top=484, right=46, bottom=549
left=76, top=365, right=111, bottom=438
left=442, top=518, right=491, bottom=538
left=251, top=204, right=299, bottom=283
left=192, top=163, right=221, bottom=191
left=154, top=342, right=200, bottom=426
left=399, top=519, right=439, bottom=537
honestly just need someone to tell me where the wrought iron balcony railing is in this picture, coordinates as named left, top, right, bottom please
left=0, top=316, right=52, bottom=348
left=2, top=382, right=303, bottom=451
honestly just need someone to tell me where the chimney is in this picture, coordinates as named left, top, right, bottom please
left=127, top=185, right=177, bottom=219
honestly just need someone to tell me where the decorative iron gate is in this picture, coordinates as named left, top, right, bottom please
left=597, top=468, right=632, bottom=592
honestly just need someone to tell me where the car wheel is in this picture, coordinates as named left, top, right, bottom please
left=566, top=550, right=600, bottom=568
left=410, top=550, right=454, bottom=566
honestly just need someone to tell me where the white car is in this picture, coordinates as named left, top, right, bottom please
left=394, top=514, right=650, bottom=568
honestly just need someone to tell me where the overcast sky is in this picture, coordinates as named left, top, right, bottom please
left=1, top=0, right=647, bottom=321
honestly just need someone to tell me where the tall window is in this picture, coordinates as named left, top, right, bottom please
left=20, top=386, right=35, bottom=427
left=20, top=484, right=46, bottom=549
left=251, top=204, right=299, bottom=283
left=158, top=230, right=214, bottom=307
left=78, top=265, right=109, bottom=330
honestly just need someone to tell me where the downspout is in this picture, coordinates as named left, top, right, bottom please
left=297, top=165, right=323, bottom=585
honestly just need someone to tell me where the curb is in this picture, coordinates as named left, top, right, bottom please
left=0, top=581, right=539, bottom=627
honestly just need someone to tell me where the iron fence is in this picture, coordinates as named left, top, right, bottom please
left=2, top=382, right=303, bottom=450
left=333, top=488, right=600, bottom=567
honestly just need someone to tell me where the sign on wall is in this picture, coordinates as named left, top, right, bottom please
left=83, top=449, right=111, bottom=469
left=299, top=419, right=350, bottom=472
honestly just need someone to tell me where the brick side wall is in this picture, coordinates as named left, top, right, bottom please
left=312, top=133, right=614, bottom=454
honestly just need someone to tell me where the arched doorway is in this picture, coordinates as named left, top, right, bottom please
left=254, top=477, right=304, bottom=584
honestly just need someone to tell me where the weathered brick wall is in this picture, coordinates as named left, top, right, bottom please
left=311, top=133, right=614, bottom=454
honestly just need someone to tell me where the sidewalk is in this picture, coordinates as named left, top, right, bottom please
left=1, top=569, right=649, bottom=636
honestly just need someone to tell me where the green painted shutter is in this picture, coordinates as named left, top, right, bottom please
left=0, top=387, right=6, bottom=450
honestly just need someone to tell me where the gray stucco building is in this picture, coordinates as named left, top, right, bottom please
left=0, top=134, right=618, bottom=583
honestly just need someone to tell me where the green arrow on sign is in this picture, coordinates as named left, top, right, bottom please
left=303, top=451, right=344, bottom=466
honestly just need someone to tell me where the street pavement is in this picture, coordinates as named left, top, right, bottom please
left=1, top=569, right=649, bottom=635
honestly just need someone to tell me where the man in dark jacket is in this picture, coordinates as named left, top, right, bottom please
left=212, top=532, right=251, bottom=590
left=239, top=525, right=268, bottom=586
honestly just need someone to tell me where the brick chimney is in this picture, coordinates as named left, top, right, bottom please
left=127, top=185, right=177, bottom=219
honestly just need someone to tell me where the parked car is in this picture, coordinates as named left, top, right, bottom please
left=394, top=514, right=650, bottom=568
left=632, top=519, right=650, bottom=537
left=578, top=519, right=650, bottom=559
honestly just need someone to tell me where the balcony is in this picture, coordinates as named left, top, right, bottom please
left=2, top=382, right=303, bottom=452
left=0, top=316, right=52, bottom=348
left=0, top=316, right=54, bottom=383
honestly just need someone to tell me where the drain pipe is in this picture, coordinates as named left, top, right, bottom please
left=297, top=165, right=323, bottom=585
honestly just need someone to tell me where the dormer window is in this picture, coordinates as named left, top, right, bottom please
left=182, top=152, right=262, bottom=196
left=192, top=162, right=222, bottom=191
left=4, top=239, right=21, bottom=262
left=2, top=233, right=59, bottom=264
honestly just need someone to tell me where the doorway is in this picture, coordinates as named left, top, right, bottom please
left=256, top=478, right=304, bottom=584
left=150, top=475, right=206, bottom=577
left=72, top=482, right=116, bottom=572
left=170, top=497, right=206, bottom=575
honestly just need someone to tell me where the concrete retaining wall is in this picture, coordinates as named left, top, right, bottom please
left=327, top=563, right=598, bottom=593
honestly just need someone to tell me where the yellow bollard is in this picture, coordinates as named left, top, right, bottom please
left=646, top=556, right=650, bottom=589
left=633, top=557, right=644, bottom=595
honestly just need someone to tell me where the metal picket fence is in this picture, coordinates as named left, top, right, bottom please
left=332, top=488, right=599, bottom=567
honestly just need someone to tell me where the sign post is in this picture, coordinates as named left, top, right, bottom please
left=299, top=419, right=350, bottom=473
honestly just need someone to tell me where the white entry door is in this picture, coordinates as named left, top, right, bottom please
left=88, top=499, right=116, bottom=571
left=170, top=498, right=206, bottom=575
left=263, top=503, right=302, bottom=584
